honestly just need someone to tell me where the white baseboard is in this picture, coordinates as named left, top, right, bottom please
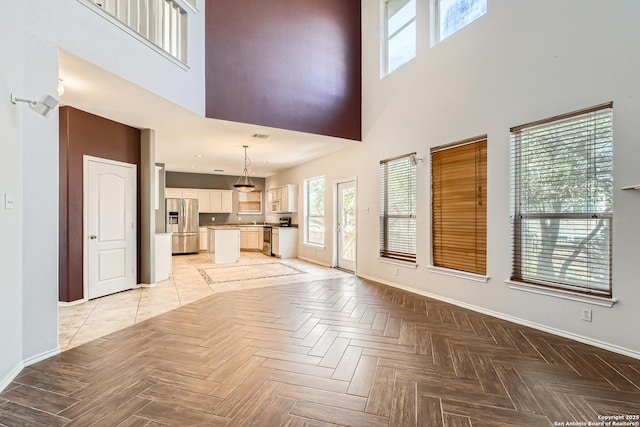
left=23, top=347, right=60, bottom=367
left=298, top=256, right=331, bottom=268
left=137, top=283, right=156, bottom=288
left=0, top=361, right=24, bottom=393
left=356, top=273, right=640, bottom=361
left=59, top=299, right=87, bottom=307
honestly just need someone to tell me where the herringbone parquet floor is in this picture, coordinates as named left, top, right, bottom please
left=1, top=275, right=639, bottom=426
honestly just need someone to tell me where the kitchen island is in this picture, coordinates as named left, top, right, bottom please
left=207, top=226, right=240, bottom=264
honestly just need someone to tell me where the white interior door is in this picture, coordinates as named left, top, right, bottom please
left=337, top=180, right=356, bottom=272
left=85, top=157, right=136, bottom=300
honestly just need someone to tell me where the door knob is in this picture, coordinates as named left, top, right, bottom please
left=90, top=235, right=97, bottom=240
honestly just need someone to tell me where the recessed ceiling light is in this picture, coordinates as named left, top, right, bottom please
left=195, top=154, right=204, bottom=158
left=252, top=133, right=270, bottom=139
left=260, top=161, right=269, bottom=164
left=214, top=169, right=224, bottom=173
left=190, top=165, right=196, bottom=169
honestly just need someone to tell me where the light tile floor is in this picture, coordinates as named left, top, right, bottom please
left=59, top=252, right=352, bottom=351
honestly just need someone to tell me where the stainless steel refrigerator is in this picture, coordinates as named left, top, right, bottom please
left=165, top=198, right=199, bottom=254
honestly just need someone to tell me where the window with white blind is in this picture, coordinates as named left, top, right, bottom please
left=383, top=0, right=417, bottom=75
left=380, top=154, right=417, bottom=262
left=305, top=176, right=325, bottom=246
left=431, top=137, right=487, bottom=275
left=510, top=103, right=613, bottom=297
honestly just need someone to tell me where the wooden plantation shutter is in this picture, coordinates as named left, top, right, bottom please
left=431, top=138, right=487, bottom=275
left=510, top=103, right=613, bottom=296
left=379, top=154, right=417, bottom=262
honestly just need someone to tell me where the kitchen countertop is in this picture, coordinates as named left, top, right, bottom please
left=206, top=225, right=241, bottom=230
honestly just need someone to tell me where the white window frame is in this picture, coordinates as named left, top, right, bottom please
left=383, top=0, right=417, bottom=76
left=510, top=103, right=614, bottom=299
left=379, top=153, right=417, bottom=263
left=304, top=176, right=325, bottom=247
left=432, top=0, right=487, bottom=44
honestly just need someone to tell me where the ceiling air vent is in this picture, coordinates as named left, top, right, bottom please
left=251, top=133, right=270, bottom=139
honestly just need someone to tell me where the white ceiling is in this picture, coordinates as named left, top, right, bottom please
left=58, top=51, right=357, bottom=177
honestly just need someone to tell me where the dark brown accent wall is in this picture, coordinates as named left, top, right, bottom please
left=205, top=0, right=362, bottom=141
left=59, top=107, right=141, bottom=302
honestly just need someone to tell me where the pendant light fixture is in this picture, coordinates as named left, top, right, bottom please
left=233, top=145, right=256, bottom=192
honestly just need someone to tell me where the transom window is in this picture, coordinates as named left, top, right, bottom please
left=304, top=176, right=325, bottom=246
left=434, top=0, right=487, bottom=42
left=383, top=0, right=417, bottom=75
left=379, top=154, right=417, bottom=262
left=510, top=103, right=613, bottom=297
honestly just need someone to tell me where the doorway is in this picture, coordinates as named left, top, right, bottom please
left=84, top=156, right=137, bottom=300
left=336, top=180, right=357, bottom=272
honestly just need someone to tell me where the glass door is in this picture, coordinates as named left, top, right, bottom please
left=336, top=180, right=356, bottom=272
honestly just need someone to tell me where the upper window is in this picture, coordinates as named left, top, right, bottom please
left=379, top=154, right=417, bottom=262
left=304, top=176, right=325, bottom=246
left=432, top=137, right=487, bottom=275
left=510, top=103, right=613, bottom=297
left=384, top=0, right=417, bottom=75
left=434, top=0, right=487, bottom=42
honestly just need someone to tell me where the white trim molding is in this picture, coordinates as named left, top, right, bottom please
left=428, top=265, right=489, bottom=283
left=357, top=273, right=639, bottom=360
left=23, top=347, right=61, bottom=367
left=506, top=280, right=618, bottom=308
left=298, top=256, right=331, bottom=268
left=59, top=299, right=88, bottom=307
left=0, top=362, right=24, bottom=393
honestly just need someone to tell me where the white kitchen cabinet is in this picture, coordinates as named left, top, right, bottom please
left=268, top=184, right=297, bottom=213
left=209, top=190, right=233, bottom=213
left=207, top=227, right=240, bottom=264
left=239, top=227, right=262, bottom=250
left=272, top=227, right=297, bottom=258
left=238, top=189, right=262, bottom=214
left=164, top=188, right=183, bottom=198
left=182, top=189, right=199, bottom=199
left=221, top=190, right=233, bottom=212
left=166, top=188, right=233, bottom=213
left=198, top=190, right=211, bottom=212
left=199, top=227, right=208, bottom=251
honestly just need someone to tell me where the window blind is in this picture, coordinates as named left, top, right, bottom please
left=380, top=154, right=417, bottom=262
left=431, top=138, right=487, bottom=275
left=511, top=103, right=613, bottom=296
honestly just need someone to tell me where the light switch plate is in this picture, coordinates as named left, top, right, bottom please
left=4, top=193, right=15, bottom=210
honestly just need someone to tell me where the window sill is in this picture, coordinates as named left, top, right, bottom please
left=506, top=280, right=617, bottom=308
left=378, top=257, right=418, bottom=269
left=428, top=266, right=489, bottom=283
left=303, top=243, right=325, bottom=250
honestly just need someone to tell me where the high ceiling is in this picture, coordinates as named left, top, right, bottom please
left=58, top=51, right=357, bottom=177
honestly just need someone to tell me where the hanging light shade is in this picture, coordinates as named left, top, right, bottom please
left=233, top=145, right=256, bottom=193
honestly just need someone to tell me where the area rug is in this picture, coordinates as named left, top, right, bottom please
left=198, top=262, right=306, bottom=285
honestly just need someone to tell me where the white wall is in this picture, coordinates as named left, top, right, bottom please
left=31, top=0, right=206, bottom=115
left=269, top=0, right=640, bottom=356
left=0, top=2, right=26, bottom=389
left=0, top=0, right=208, bottom=387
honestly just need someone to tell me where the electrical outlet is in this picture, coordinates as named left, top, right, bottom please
left=581, top=308, right=592, bottom=322
left=394, top=267, right=399, bottom=276
left=211, top=217, right=215, bottom=222
left=238, top=217, right=242, bottom=221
